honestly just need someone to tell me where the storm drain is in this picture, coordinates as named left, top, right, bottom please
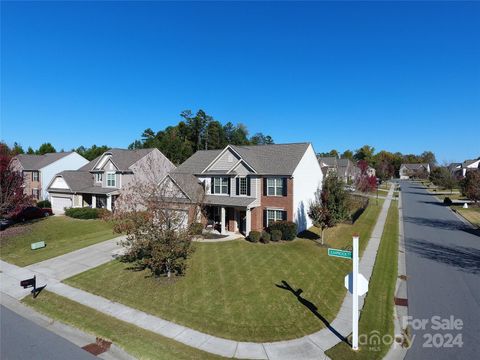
left=82, top=337, right=112, bottom=356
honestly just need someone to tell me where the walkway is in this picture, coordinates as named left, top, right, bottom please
left=0, top=184, right=395, bottom=359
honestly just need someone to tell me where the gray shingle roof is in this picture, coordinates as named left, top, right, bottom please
left=88, top=148, right=156, bottom=171
left=401, top=163, right=429, bottom=170
left=462, top=159, right=479, bottom=168
left=168, top=172, right=204, bottom=201
left=204, top=195, right=256, bottom=207
left=173, top=143, right=310, bottom=176
left=49, top=171, right=93, bottom=193
left=14, top=152, right=74, bottom=170
left=318, top=156, right=338, bottom=167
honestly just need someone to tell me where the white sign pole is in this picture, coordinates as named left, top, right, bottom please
left=352, top=234, right=359, bottom=350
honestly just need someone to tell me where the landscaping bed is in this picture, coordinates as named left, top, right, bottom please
left=0, top=217, right=115, bottom=266
left=64, top=200, right=384, bottom=342
left=326, top=199, right=399, bottom=359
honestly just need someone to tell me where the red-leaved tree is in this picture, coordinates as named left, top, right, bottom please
left=0, top=143, right=32, bottom=215
left=356, top=160, right=377, bottom=193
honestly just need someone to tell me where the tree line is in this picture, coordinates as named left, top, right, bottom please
left=2, top=109, right=274, bottom=164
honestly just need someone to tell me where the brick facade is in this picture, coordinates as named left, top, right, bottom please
left=23, top=171, right=41, bottom=200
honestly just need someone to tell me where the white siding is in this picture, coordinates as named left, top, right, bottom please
left=49, top=176, right=70, bottom=190
left=292, top=144, right=323, bottom=232
left=208, top=149, right=240, bottom=171
left=42, top=153, right=88, bottom=200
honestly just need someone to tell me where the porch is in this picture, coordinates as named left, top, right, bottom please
left=204, top=205, right=252, bottom=235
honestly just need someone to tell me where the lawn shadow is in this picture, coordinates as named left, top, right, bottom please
left=297, top=229, right=320, bottom=241
left=275, top=280, right=350, bottom=345
left=406, top=238, right=480, bottom=274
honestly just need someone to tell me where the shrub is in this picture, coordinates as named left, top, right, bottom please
left=260, top=231, right=271, bottom=244
left=443, top=197, right=453, bottom=206
left=65, top=207, right=110, bottom=219
left=268, top=221, right=297, bottom=241
left=248, top=230, right=261, bottom=243
left=271, top=230, right=282, bottom=241
left=189, top=222, right=204, bottom=235
left=36, top=200, right=51, bottom=208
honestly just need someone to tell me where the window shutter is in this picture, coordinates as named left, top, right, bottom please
left=247, top=177, right=251, bottom=196
left=228, top=178, right=231, bottom=195
left=282, top=178, right=288, bottom=196
left=282, top=211, right=287, bottom=221
left=263, top=178, right=267, bottom=196
left=236, top=177, right=239, bottom=196
left=263, top=209, right=268, bottom=228
left=210, top=177, right=214, bottom=194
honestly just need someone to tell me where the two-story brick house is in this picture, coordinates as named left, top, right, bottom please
left=162, top=143, right=323, bottom=235
left=47, top=148, right=175, bottom=214
left=10, top=152, right=89, bottom=201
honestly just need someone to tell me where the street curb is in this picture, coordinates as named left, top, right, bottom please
left=384, top=185, right=409, bottom=360
left=0, top=293, right=136, bottom=360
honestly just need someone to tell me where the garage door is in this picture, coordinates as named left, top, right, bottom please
left=51, top=196, right=72, bottom=214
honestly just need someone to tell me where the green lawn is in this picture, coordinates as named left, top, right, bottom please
left=326, top=199, right=399, bottom=359
left=23, top=291, right=222, bottom=360
left=453, top=206, right=480, bottom=227
left=65, top=200, right=384, bottom=342
left=0, top=217, right=115, bottom=266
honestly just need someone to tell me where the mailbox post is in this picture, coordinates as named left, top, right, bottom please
left=20, top=276, right=37, bottom=297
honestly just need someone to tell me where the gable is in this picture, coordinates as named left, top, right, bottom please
left=231, top=161, right=253, bottom=176
left=466, top=160, right=480, bottom=168
left=161, top=176, right=189, bottom=199
left=50, top=176, right=70, bottom=190
left=207, top=148, right=240, bottom=171
left=101, top=159, right=118, bottom=171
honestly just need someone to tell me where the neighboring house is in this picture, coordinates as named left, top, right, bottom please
left=448, top=162, right=462, bottom=176
left=318, top=156, right=338, bottom=178
left=338, top=158, right=360, bottom=183
left=47, top=148, right=175, bottom=214
left=10, top=152, right=89, bottom=201
left=460, top=159, right=480, bottom=177
left=399, top=163, right=431, bottom=179
left=366, top=166, right=376, bottom=177
left=161, top=143, right=323, bottom=235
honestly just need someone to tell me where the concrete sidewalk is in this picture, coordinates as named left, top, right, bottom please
left=1, top=185, right=395, bottom=359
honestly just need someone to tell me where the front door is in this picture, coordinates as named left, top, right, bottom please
left=239, top=210, right=246, bottom=234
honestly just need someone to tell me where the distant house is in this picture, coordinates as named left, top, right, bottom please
left=399, top=163, right=431, bottom=179
left=318, top=156, right=338, bottom=178
left=162, top=143, right=323, bottom=235
left=10, top=152, right=88, bottom=201
left=460, top=159, right=480, bottom=177
left=317, top=156, right=359, bottom=183
left=47, top=148, right=175, bottom=214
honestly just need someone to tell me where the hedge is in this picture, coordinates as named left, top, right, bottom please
left=271, top=230, right=282, bottom=241
left=36, top=200, right=51, bottom=208
left=260, top=231, right=271, bottom=244
left=268, top=221, right=297, bottom=241
left=65, top=207, right=111, bottom=219
left=248, top=230, right=261, bottom=243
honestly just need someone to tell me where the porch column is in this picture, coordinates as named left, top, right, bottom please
left=106, top=195, right=112, bottom=211
left=246, top=208, right=252, bottom=235
left=220, top=206, right=226, bottom=234
left=92, top=195, right=96, bottom=208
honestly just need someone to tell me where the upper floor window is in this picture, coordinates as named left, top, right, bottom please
left=267, top=178, right=284, bottom=196
left=95, top=173, right=103, bottom=183
left=212, top=177, right=229, bottom=195
left=106, top=172, right=116, bottom=187
left=239, top=177, right=248, bottom=195
left=32, top=171, right=39, bottom=182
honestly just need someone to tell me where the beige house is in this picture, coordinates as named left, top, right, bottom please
left=47, top=148, right=175, bottom=214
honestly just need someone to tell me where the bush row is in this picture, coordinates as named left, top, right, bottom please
left=65, top=207, right=111, bottom=219
left=36, top=200, right=51, bottom=208
left=248, top=221, right=298, bottom=243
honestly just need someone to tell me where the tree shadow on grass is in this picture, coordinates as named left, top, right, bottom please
left=406, top=237, right=480, bottom=274
left=275, top=280, right=350, bottom=345
left=297, top=229, right=320, bottom=240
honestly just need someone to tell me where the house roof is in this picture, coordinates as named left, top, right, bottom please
left=318, top=156, right=338, bottom=167
left=168, top=172, right=204, bottom=201
left=88, top=148, right=156, bottom=171
left=14, top=152, right=75, bottom=170
left=401, top=163, right=429, bottom=170
left=204, top=195, right=256, bottom=207
left=462, top=159, right=480, bottom=168
left=174, top=143, right=310, bottom=176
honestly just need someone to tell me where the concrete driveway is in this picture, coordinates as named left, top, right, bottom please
left=401, top=181, right=480, bottom=359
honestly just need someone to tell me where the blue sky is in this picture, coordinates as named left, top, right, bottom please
left=1, top=1, right=479, bottom=163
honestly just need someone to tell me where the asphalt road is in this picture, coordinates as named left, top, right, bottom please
left=0, top=305, right=96, bottom=360
left=401, top=181, right=480, bottom=359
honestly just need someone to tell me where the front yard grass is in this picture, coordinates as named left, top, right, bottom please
left=65, top=200, right=384, bottom=342
left=23, top=291, right=222, bottom=360
left=0, top=216, right=115, bottom=266
left=453, top=205, right=480, bottom=227
left=326, top=198, right=399, bottom=359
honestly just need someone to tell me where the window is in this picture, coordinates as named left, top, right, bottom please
left=212, top=177, right=229, bottom=194
left=32, top=171, right=39, bottom=182
left=267, top=178, right=284, bottom=196
left=239, top=177, right=248, bottom=195
left=267, top=209, right=285, bottom=226
left=32, top=189, right=40, bottom=199
left=95, top=173, right=103, bottom=182
left=106, top=172, right=116, bottom=187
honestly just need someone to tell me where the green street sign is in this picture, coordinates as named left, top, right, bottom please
left=328, top=248, right=352, bottom=259
left=31, top=241, right=46, bottom=250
